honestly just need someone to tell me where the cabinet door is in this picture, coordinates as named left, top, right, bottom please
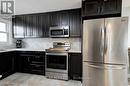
left=102, top=0, right=121, bottom=15
left=13, top=16, right=25, bottom=38
left=0, top=52, right=14, bottom=79
left=69, top=53, right=82, bottom=81
left=58, top=11, right=69, bottom=26
left=0, top=54, right=3, bottom=78
left=82, top=0, right=101, bottom=17
left=14, top=52, right=21, bottom=72
left=4, top=53, right=13, bottom=73
left=69, top=9, right=81, bottom=37
left=50, top=11, right=69, bottom=26
left=19, top=52, right=45, bottom=75
left=24, top=15, right=35, bottom=37
left=39, top=13, right=50, bottom=37
left=21, top=56, right=30, bottom=72
left=31, top=15, right=39, bottom=37
left=50, top=12, right=59, bottom=26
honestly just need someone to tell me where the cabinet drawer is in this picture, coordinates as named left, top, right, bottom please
left=31, top=61, right=44, bottom=65
left=29, top=64, right=44, bottom=71
left=30, top=56, right=45, bottom=62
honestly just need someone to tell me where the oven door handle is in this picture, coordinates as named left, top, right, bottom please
left=46, top=53, right=68, bottom=56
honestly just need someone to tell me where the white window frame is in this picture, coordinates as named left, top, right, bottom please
left=0, top=18, right=11, bottom=45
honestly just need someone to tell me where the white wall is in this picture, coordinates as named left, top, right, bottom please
left=122, top=7, right=130, bottom=48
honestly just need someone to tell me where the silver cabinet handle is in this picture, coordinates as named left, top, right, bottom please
left=87, top=64, right=126, bottom=70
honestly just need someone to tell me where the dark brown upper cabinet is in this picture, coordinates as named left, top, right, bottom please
left=13, top=16, right=25, bottom=38
left=39, top=13, right=50, bottom=37
left=49, top=11, right=69, bottom=26
left=82, top=0, right=122, bottom=19
left=24, top=15, right=33, bottom=37
left=101, top=0, right=121, bottom=15
left=13, top=8, right=81, bottom=38
left=58, top=11, right=69, bottom=26
left=24, top=14, right=41, bottom=38
left=69, top=9, right=81, bottom=37
left=82, top=0, right=101, bottom=18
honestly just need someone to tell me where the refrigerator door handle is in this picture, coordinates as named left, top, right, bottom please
left=104, top=26, right=108, bottom=56
left=87, top=63, right=126, bottom=70
left=100, top=27, right=105, bottom=58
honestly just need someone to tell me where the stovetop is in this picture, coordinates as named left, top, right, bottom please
left=46, top=42, right=70, bottom=53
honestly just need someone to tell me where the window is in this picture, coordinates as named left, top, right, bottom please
left=0, top=22, right=8, bottom=43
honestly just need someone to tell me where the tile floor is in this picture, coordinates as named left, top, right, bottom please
left=0, top=73, right=82, bottom=86
left=0, top=73, right=130, bottom=86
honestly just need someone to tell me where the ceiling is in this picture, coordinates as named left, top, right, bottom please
left=15, top=0, right=81, bottom=15
left=15, top=0, right=130, bottom=15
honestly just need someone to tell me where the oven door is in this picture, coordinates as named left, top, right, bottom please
left=46, top=53, right=68, bottom=70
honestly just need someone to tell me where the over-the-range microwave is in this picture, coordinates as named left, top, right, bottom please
left=49, top=26, right=69, bottom=38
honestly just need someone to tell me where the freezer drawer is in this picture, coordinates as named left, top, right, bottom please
left=83, top=62, right=128, bottom=86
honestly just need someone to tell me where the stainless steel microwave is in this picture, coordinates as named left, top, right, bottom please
left=49, top=26, right=69, bottom=37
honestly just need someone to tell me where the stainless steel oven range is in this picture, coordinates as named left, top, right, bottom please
left=45, top=42, right=70, bottom=80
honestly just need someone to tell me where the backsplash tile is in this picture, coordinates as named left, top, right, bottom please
left=22, top=38, right=81, bottom=51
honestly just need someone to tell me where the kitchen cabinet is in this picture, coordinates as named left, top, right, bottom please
left=13, top=51, right=21, bottom=72
left=18, top=51, right=45, bottom=75
left=24, top=15, right=34, bottom=37
left=0, top=51, right=82, bottom=81
left=23, top=14, right=41, bottom=38
left=13, top=16, right=25, bottom=38
left=101, top=0, right=121, bottom=15
left=69, top=9, right=81, bottom=37
left=82, top=0, right=121, bottom=19
left=13, top=8, right=81, bottom=38
left=68, top=53, right=82, bottom=81
left=50, top=11, right=69, bottom=26
left=82, top=0, right=101, bottom=18
left=0, top=52, right=14, bottom=79
left=50, top=9, right=81, bottom=37
left=39, top=13, right=50, bottom=37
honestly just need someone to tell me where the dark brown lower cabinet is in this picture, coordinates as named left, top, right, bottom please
left=0, top=52, right=14, bottom=79
left=0, top=51, right=82, bottom=81
left=17, top=51, right=45, bottom=75
left=68, top=53, right=82, bottom=81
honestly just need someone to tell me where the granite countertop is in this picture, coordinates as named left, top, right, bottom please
left=0, top=48, right=82, bottom=53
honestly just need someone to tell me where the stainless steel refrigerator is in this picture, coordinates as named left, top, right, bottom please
left=83, top=17, right=128, bottom=86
